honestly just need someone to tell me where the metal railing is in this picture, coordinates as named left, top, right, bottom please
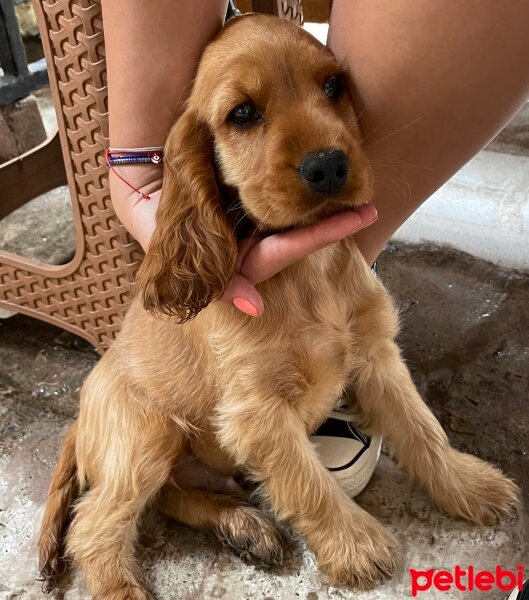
left=0, top=0, right=47, bottom=106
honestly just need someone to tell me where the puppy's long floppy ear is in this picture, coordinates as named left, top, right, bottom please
left=137, top=109, right=237, bottom=322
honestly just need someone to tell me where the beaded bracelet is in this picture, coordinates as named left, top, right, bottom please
left=105, top=147, right=164, bottom=200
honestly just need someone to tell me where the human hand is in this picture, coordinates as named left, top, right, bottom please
left=221, top=203, right=378, bottom=317
left=111, top=172, right=377, bottom=318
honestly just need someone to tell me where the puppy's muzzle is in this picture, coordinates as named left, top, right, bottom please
left=299, top=150, right=349, bottom=196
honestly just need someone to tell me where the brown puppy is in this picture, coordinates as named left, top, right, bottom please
left=39, top=14, right=519, bottom=599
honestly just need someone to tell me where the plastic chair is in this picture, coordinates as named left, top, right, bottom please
left=0, top=0, right=303, bottom=354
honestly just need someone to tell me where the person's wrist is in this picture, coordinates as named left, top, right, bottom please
left=109, top=163, right=164, bottom=202
left=108, top=163, right=163, bottom=251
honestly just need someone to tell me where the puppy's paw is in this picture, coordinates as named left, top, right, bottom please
left=217, top=506, right=283, bottom=566
left=433, top=450, right=520, bottom=526
left=314, top=512, right=398, bottom=589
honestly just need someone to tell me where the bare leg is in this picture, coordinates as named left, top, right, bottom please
left=328, top=0, right=529, bottom=264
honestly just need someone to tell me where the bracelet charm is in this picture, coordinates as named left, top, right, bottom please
left=105, top=147, right=165, bottom=200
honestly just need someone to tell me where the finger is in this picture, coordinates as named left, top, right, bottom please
left=235, top=237, right=261, bottom=272
left=220, top=272, right=265, bottom=317
left=240, top=204, right=378, bottom=284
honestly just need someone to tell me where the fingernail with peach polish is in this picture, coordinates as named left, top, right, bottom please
left=232, top=297, right=259, bottom=317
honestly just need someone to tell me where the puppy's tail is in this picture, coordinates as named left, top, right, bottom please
left=38, top=420, right=79, bottom=593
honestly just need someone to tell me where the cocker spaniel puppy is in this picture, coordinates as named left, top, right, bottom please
left=39, top=14, right=518, bottom=599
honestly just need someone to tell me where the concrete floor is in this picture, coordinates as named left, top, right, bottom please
left=0, top=241, right=527, bottom=600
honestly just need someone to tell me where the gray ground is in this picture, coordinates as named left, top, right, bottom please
left=0, top=240, right=527, bottom=600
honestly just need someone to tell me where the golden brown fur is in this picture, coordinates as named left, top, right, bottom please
left=39, top=15, right=519, bottom=599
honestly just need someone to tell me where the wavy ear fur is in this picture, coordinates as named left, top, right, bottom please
left=137, top=110, right=237, bottom=322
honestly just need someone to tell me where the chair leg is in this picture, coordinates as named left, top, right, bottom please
left=0, top=0, right=144, bottom=354
left=0, top=131, right=67, bottom=221
left=251, top=0, right=303, bottom=24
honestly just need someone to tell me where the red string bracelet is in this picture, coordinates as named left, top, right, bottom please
left=105, top=147, right=164, bottom=201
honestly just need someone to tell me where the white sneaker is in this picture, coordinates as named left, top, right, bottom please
left=312, top=410, right=381, bottom=497
left=506, top=580, right=529, bottom=599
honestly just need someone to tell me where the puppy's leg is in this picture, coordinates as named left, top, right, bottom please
left=216, top=394, right=398, bottom=589
left=351, top=300, right=519, bottom=525
left=67, top=415, right=182, bottom=600
left=158, top=485, right=283, bottom=565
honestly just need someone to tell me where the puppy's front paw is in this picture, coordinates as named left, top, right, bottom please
left=314, top=511, right=398, bottom=589
left=433, top=450, right=520, bottom=526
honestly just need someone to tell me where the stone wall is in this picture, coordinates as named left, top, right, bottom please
left=0, top=95, right=47, bottom=163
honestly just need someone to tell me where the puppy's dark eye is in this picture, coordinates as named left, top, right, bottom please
left=228, top=102, right=262, bottom=127
left=323, top=75, right=342, bottom=100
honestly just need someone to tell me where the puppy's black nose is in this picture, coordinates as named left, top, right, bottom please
left=299, top=150, right=349, bottom=195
